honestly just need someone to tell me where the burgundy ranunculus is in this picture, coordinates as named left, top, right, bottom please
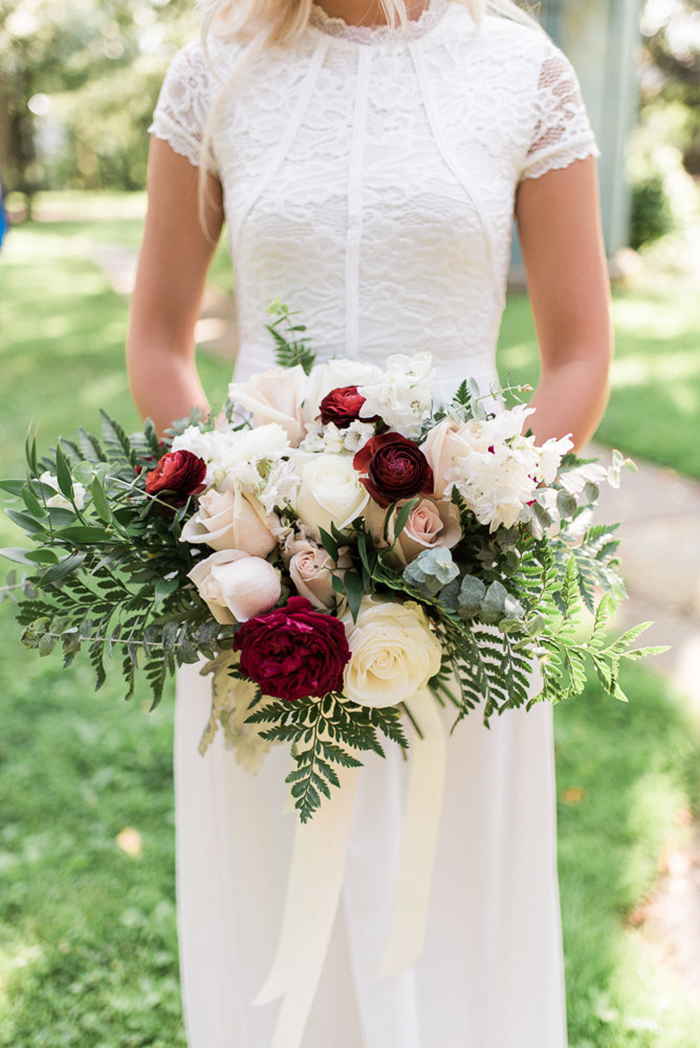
left=353, top=432, right=434, bottom=509
left=233, top=596, right=350, bottom=701
left=145, top=450, right=207, bottom=505
left=320, top=385, right=370, bottom=428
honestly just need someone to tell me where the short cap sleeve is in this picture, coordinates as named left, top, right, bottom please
left=520, top=40, right=600, bottom=182
left=149, top=42, right=219, bottom=175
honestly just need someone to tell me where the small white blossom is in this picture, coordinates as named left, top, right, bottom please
left=259, top=459, right=303, bottom=515
left=342, top=420, right=376, bottom=453
left=40, top=471, right=87, bottom=510
left=358, top=352, right=435, bottom=438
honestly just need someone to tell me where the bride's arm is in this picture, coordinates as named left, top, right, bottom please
left=514, top=156, right=612, bottom=449
left=126, top=137, right=225, bottom=435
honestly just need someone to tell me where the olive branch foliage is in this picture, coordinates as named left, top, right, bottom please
left=0, top=317, right=667, bottom=821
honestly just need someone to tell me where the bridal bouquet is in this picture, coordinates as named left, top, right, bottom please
left=0, top=305, right=663, bottom=820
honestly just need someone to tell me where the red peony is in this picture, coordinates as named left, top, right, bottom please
left=353, top=432, right=434, bottom=509
left=145, top=450, right=207, bottom=505
left=233, top=596, right=351, bottom=701
left=320, top=386, right=370, bottom=428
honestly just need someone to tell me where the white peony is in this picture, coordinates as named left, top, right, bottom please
left=342, top=598, right=443, bottom=708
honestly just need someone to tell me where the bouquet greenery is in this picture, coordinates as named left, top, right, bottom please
left=0, top=306, right=665, bottom=820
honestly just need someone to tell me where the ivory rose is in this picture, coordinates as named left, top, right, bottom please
left=285, top=537, right=352, bottom=609
left=295, top=454, right=370, bottom=534
left=366, top=497, right=461, bottom=567
left=343, top=599, right=442, bottom=708
left=188, top=550, right=281, bottom=624
left=228, top=365, right=308, bottom=445
left=180, top=484, right=279, bottom=557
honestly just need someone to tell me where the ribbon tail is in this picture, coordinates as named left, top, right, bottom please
left=377, top=687, right=447, bottom=980
left=255, top=762, right=359, bottom=1048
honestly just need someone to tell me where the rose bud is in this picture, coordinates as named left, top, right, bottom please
left=353, top=432, right=433, bottom=509
left=145, top=450, right=207, bottom=506
left=320, top=386, right=376, bottom=429
left=233, top=596, right=351, bottom=701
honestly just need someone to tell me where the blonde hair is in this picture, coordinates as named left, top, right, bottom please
left=199, top=1, right=539, bottom=47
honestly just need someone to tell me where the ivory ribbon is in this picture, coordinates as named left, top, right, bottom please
left=255, top=689, right=447, bottom=1048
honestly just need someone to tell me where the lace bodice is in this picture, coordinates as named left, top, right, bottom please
left=150, top=1, right=598, bottom=397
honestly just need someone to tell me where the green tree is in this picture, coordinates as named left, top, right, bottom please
left=0, top=0, right=195, bottom=201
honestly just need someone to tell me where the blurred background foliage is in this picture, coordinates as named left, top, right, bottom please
left=0, top=0, right=195, bottom=205
left=0, top=0, right=699, bottom=247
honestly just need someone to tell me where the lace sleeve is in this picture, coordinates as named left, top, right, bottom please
left=520, top=41, right=599, bottom=183
left=148, top=42, right=219, bottom=175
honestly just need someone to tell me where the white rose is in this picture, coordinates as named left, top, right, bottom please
left=188, top=549, right=281, bottom=623
left=294, top=454, right=370, bottom=534
left=343, top=598, right=442, bottom=708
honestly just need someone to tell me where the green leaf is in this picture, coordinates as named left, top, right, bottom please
left=21, top=483, right=48, bottom=519
left=6, top=509, right=47, bottom=535
left=0, top=547, right=38, bottom=566
left=343, top=570, right=364, bottom=622
left=54, top=441, right=74, bottom=500
left=55, top=525, right=111, bottom=544
left=90, top=477, right=113, bottom=524
left=392, top=497, right=420, bottom=541
left=0, top=479, right=25, bottom=497
left=154, top=577, right=179, bottom=607
left=24, top=548, right=60, bottom=565
left=42, top=551, right=88, bottom=584
left=318, top=526, right=339, bottom=563
left=25, top=425, right=39, bottom=475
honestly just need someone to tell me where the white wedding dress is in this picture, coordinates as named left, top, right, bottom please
left=150, top=3, right=598, bottom=1045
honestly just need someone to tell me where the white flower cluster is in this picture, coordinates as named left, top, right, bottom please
left=422, top=407, right=574, bottom=532
left=358, top=353, right=434, bottom=439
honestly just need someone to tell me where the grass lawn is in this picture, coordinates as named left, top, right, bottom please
left=1, top=201, right=699, bottom=1046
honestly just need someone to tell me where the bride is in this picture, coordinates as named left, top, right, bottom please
left=126, top=1, right=612, bottom=1045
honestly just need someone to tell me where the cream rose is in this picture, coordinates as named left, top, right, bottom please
left=228, top=365, right=308, bottom=445
left=285, top=538, right=352, bottom=609
left=180, top=484, right=279, bottom=557
left=343, top=599, right=442, bottom=708
left=366, top=497, right=461, bottom=568
left=294, top=454, right=370, bottom=534
left=420, top=419, right=474, bottom=498
left=188, top=550, right=281, bottom=623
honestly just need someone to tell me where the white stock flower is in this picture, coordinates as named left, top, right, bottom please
left=342, top=598, right=442, bottom=708
left=358, top=353, right=434, bottom=438
left=342, top=420, right=376, bottom=453
left=39, top=471, right=87, bottom=510
left=258, top=459, right=302, bottom=515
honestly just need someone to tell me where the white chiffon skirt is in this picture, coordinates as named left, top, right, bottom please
left=174, top=660, right=569, bottom=1047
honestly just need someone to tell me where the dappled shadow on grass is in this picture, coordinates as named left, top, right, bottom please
left=556, top=664, right=700, bottom=1046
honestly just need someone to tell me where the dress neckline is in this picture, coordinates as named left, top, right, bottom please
left=309, top=0, right=452, bottom=44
